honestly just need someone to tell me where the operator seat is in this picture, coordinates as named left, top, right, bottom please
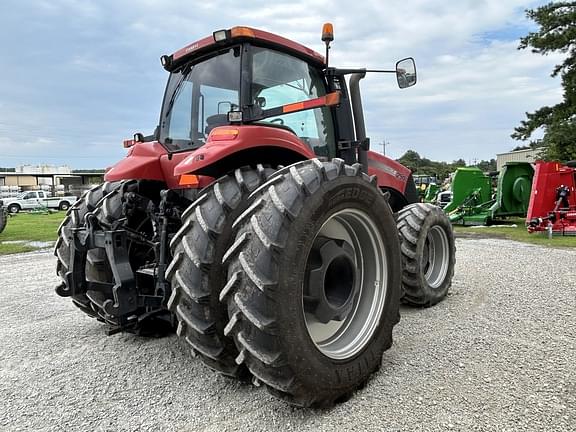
left=205, top=114, right=229, bottom=135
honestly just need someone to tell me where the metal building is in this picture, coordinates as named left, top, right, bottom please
left=496, top=148, right=541, bottom=171
left=0, top=165, right=104, bottom=198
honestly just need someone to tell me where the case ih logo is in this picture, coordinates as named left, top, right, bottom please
left=185, top=43, right=199, bottom=53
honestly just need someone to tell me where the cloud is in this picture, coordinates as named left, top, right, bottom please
left=0, top=0, right=562, bottom=169
left=70, top=55, right=118, bottom=73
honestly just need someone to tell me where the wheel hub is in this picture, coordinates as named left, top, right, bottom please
left=423, top=226, right=450, bottom=289
left=302, top=208, right=387, bottom=360
left=304, top=237, right=358, bottom=323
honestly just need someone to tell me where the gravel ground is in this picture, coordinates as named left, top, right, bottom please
left=0, top=238, right=574, bottom=432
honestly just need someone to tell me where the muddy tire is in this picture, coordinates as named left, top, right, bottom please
left=222, top=159, right=401, bottom=407
left=55, top=180, right=170, bottom=334
left=54, top=182, right=123, bottom=318
left=397, top=203, right=455, bottom=307
left=167, top=165, right=274, bottom=378
left=84, top=180, right=172, bottom=333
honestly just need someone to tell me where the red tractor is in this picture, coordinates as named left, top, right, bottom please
left=55, top=24, right=455, bottom=406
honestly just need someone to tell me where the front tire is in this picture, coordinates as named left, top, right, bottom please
left=223, top=159, right=401, bottom=407
left=397, top=203, right=455, bottom=306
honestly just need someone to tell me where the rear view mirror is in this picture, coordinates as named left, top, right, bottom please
left=396, top=58, right=417, bottom=89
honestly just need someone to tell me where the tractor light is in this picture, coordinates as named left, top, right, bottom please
left=179, top=174, right=199, bottom=187
left=160, top=55, right=172, bottom=70
left=228, top=111, right=243, bottom=122
left=209, top=128, right=239, bottom=141
left=213, top=29, right=230, bottom=43
left=322, top=23, right=334, bottom=42
left=123, top=132, right=145, bottom=148
left=230, top=27, right=255, bottom=38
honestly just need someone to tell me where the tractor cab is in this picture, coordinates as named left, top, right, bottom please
left=113, top=25, right=418, bottom=205
left=156, top=26, right=416, bottom=170
left=158, top=27, right=337, bottom=159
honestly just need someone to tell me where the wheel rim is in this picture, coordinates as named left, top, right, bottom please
left=303, top=209, right=387, bottom=360
left=423, top=226, right=450, bottom=289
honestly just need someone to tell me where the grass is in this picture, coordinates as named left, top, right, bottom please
left=453, top=218, right=576, bottom=248
left=0, top=211, right=66, bottom=255
left=0, top=212, right=574, bottom=255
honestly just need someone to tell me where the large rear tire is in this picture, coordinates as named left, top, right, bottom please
left=55, top=181, right=171, bottom=333
left=167, top=165, right=274, bottom=378
left=397, top=203, right=456, bottom=307
left=54, top=182, right=122, bottom=318
left=85, top=180, right=172, bottom=333
left=222, top=159, right=401, bottom=407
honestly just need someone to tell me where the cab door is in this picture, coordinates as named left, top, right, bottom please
left=249, top=47, right=336, bottom=158
left=21, top=192, right=38, bottom=209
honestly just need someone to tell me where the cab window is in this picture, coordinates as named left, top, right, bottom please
left=161, top=48, right=241, bottom=151
left=251, top=47, right=335, bottom=157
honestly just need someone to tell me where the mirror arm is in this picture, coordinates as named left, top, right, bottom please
left=327, top=68, right=396, bottom=76
left=364, top=69, right=397, bottom=73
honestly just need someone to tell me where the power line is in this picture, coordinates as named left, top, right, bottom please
left=380, top=140, right=391, bottom=156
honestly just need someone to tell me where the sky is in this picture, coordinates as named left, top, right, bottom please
left=0, top=0, right=564, bottom=169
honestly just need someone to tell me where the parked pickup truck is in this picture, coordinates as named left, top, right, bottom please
left=4, top=191, right=77, bottom=213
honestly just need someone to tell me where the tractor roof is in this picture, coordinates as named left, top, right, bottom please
left=164, top=26, right=325, bottom=71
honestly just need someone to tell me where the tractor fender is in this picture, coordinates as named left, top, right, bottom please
left=104, top=141, right=214, bottom=189
left=367, top=151, right=415, bottom=200
left=105, top=141, right=166, bottom=183
left=174, top=125, right=315, bottom=178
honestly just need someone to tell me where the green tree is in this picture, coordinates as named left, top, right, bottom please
left=397, top=150, right=422, bottom=171
left=477, top=159, right=497, bottom=172
left=512, top=2, right=576, bottom=162
left=397, top=151, right=472, bottom=180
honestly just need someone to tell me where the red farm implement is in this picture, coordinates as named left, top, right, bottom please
left=527, top=161, right=576, bottom=236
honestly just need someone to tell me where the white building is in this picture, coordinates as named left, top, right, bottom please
left=496, top=148, right=542, bottom=171
left=15, top=165, right=71, bottom=174
left=0, top=165, right=104, bottom=198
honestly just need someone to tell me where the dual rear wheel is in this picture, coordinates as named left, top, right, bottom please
left=168, top=159, right=455, bottom=406
left=55, top=181, right=171, bottom=332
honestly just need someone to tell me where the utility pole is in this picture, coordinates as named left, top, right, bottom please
left=380, top=140, right=390, bottom=156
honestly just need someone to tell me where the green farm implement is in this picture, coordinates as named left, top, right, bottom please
left=445, top=162, right=534, bottom=225
left=423, top=182, right=440, bottom=203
